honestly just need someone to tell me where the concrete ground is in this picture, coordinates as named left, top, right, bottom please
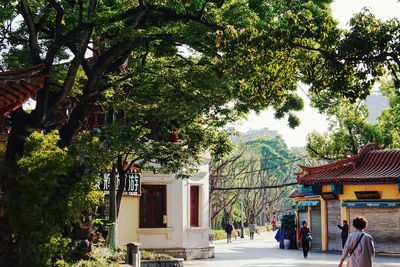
left=185, top=231, right=400, bottom=267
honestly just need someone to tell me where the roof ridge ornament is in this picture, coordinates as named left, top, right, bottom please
left=356, top=143, right=380, bottom=167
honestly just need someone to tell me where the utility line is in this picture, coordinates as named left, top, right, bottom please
left=228, top=156, right=307, bottom=176
left=210, top=182, right=298, bottom=191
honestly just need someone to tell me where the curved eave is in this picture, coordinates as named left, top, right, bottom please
left=298, top=176, right=400, bottom=185
left=0, top=65, right=47, bottom=117
left=298, top=156, right=357, bottom=173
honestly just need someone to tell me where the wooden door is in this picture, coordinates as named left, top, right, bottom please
left=327, top=200, right=342, bottom=251
left=140, top=185, right=166, bottom=228
left=190, top=186, right=200, bottom=227
left=310, top=207, right=322, bottom=251
left=349, top=208, right=400, bottom=253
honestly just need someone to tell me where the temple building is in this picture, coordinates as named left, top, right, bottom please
left=105, top=159, right=214, bottom=260
left=292, top=144, right=400, bottom=254
left=0, top=64, right=47, bottom=152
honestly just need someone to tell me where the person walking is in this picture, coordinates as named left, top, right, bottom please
left=299, top=220, right=311, bottom=258
left=248, top=221, right=256, bottom=240
left=225, top=220, right=233, bottom=243
left=338, top=216, right=375, bottom=267
left=337, top=220, right=349, bottom=248
left=271, top=218, right=277, bottom=231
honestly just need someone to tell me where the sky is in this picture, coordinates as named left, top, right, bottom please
left=233, top=0, right=400, bottom=148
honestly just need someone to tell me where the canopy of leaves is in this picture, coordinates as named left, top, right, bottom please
left=307, top=99, right=384, bottom=160
left=0, top=1, right=368, bottom=264
left=378, top=78, right=400, bottom=148
left=303, top=9, right=400, bottom=112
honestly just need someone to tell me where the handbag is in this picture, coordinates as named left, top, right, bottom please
left=306, top=235, right=312, bottom=241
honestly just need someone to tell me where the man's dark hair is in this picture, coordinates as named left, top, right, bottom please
left=302, top=220, right=307, bottom=226
left=343, top=220, right=347, bottom=224
left=353, top=216, right=367, bottom=230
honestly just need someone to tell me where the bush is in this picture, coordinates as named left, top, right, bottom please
left=55, top=245, right=126, bottom=267
left=7, top=131, right=103, bottom=266
left=210, top=230, right=226, bottom=240
left=141, top=251, right=173, bottom=260
left=257, top=225, right=273, bottom=232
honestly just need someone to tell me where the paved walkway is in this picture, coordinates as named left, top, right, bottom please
left=185, top=231, right=400, bottom=267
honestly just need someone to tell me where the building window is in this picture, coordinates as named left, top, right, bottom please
left=140, top=185, right=167, bottom=228
left=190, top=186, right=200, bottom=227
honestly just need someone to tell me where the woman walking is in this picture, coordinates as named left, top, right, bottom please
left=338, top=216, right=375, bottom=267
left=248, top=220, right=256, bottom=240
left=299, top=220, right=311, bottom=258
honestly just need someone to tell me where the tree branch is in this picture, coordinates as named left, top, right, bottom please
left=48, top=27, right=94, bottom=114
left=19, top=0, right=41, bottom=64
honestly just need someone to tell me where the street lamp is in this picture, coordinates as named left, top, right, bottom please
left=240, top=195, right=244, bottom=238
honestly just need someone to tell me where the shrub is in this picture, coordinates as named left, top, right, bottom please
left=210, top=230, right=226, bottom=240
left=7, top=131, right=103, bottom=266
left=55, top=245, right=126, bottom=267
left=141, top=250, right=173, bottom=260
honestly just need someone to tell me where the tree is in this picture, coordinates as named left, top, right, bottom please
left=239, top=137, right=298, bottom=224
left=378, top=78, right=400, bottom=148
left=210, top=136, right=301, bottom=227
left=0, top=0, right=357, bottom=264
left=301, top=8, right=400, bottom=112
left=7, top=131, right=103, bottom=266
left=307, top=100, right=384, bottom=160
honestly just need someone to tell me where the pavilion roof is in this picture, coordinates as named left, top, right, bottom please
left=0, top=64, right=47, bottom=117
left=297, top=144, right=400, bottom=185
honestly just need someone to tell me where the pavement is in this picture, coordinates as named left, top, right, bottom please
left=185, top=231, right=400, bottom=267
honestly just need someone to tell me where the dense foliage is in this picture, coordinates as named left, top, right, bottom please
left=7, top=131, right=103, bottom=266
left=378, top=79, right=400, bottom=148
left=304, top=9, right=400, bottom=112
left=2, top=0, right=399, bottom=265
left=307, top=100, right=384, bottom=159
left=307, top=78, right=400, bottom=160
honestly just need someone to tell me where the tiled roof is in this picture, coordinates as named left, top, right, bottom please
left=0, top=64, right=47, bottom=117
left=289, top=190, right=304, bottom=198
left=297, top=144, right=400, bottom=185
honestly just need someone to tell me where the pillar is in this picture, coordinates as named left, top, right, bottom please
left=126, top=242, right=142, bottom=267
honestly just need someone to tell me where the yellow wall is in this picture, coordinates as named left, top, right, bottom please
left=117, top=195, right=140, bottom=247
left=294, top=183, right=400, bottom=251
left=339, top=184, right=400, bottom=225
left=339, top=184, right=400, bottom=200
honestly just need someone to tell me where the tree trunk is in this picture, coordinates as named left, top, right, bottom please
left=108, top=163, right=118, bottom=249
left=0, top=109, right=31, bottom=266
left=115, top=155, right=126, bottom=217
left=0, top=192, right=15, bottom=266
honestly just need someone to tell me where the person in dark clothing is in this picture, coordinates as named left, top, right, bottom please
left=337, top=220, right=349, bottom=248
left=299, top=220, right=311, bottom=258
left=225, top=221, right=234, bottom=243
